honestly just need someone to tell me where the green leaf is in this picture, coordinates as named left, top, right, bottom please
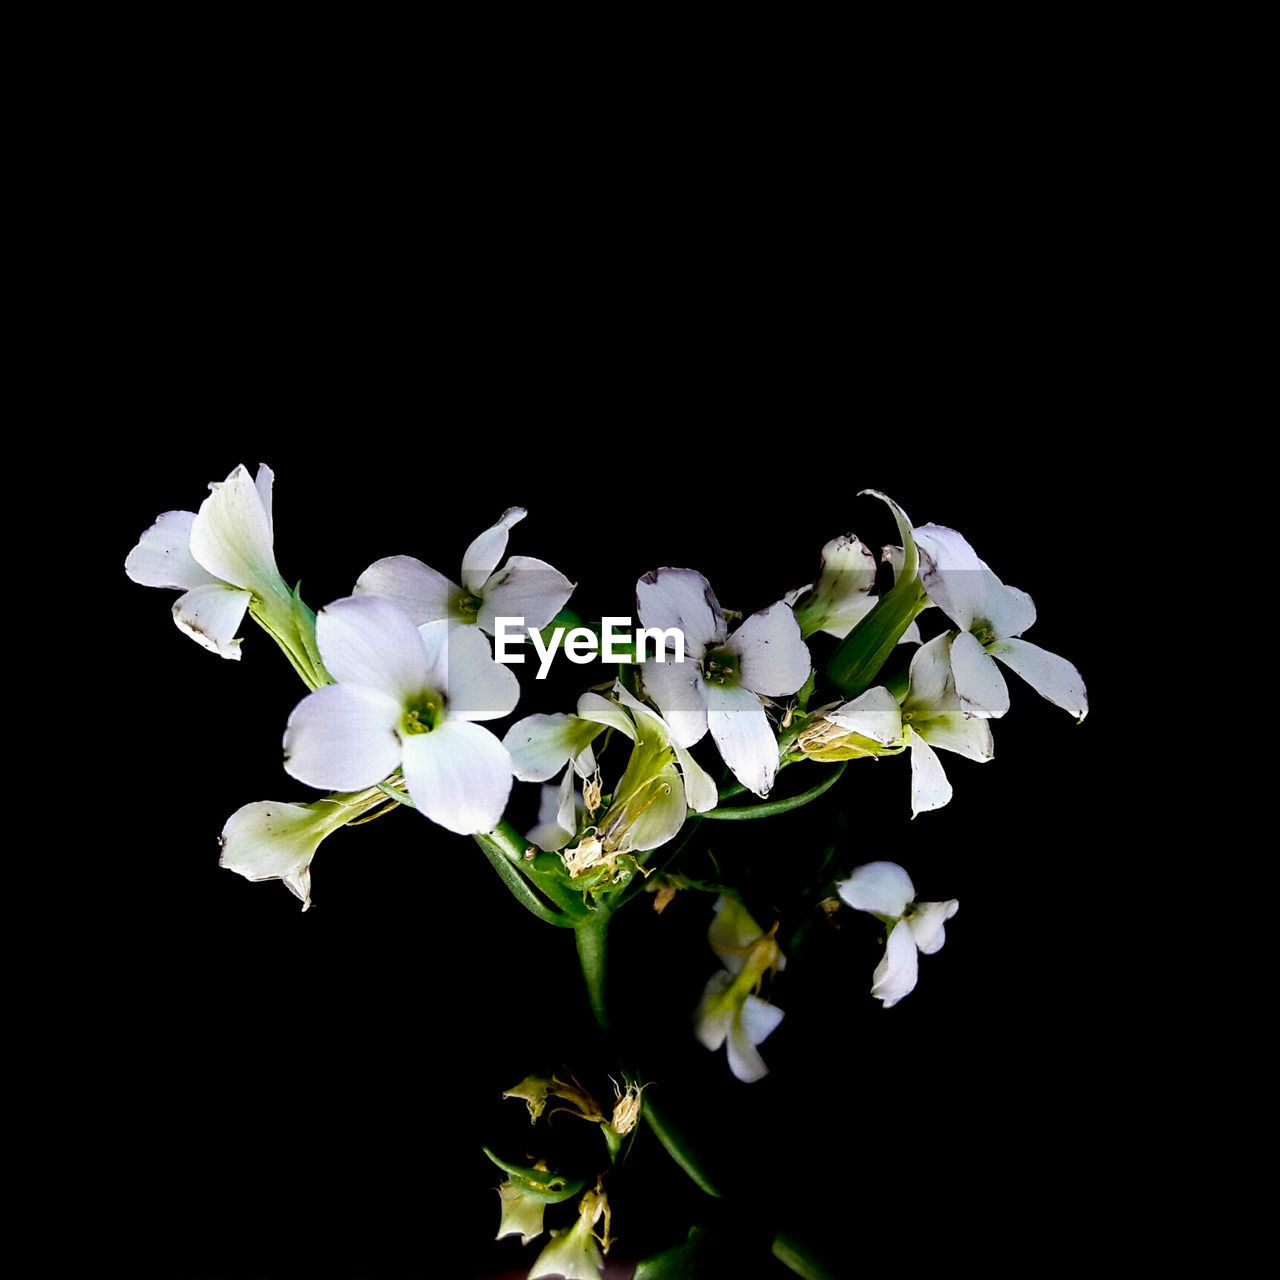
left=634, top=1226, right=725, bottom=1279
left=480, top=1147, right=585, bottom=1204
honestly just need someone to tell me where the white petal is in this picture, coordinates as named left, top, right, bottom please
left=693, top=970, right=734, bottom=1051
left=917, top=523, right=1037, bottom=640
left=990, top=637, right=1089, bottom=720
left=905, top=632, right=955, bottom=712
left=984, top=581, right=1037, bottom=640
left=355, top=555, right=458, bottom=626
left=576, top=690, right=637, bottom=740
left=635, top=567, right=725, bottom=655
left=503, top=713, right=602, bottom=782
left=727, top=997, right=783, bottom=1082
left=871, top=921, right=919, bottom=1007
left=908, top=899, right=958, bottom=955
left=706, top=683, right=779, bottom=798
left=283, top=682, right=404, bottom=791
left=915, top=707, right=994, bottom=763
left=624, top=764, right=688, bottom=851
left=126, top=510, right=220, bottom=590
left=793, top=533, right=878, bottom=637
left=728, top=602, right=811, bottom=697
left=528, top=768, right=578, bottom=850
left=708, top=895, right=765, bottom=974
left=949, top=630, right=1010, bottom=719
left=478, top=556, right=576, bottom=634
left=819, top=594, right=878, bottom=640
left=172, top=584, right=252, bottom=659
left=401, top=720, right=513, bottom=835
left=496, top=1182, right=546, bottom=1246
left=316, top=595, right=435, bottom=703
left=254, top=463, right=275, bottom=532
left=188, top=464, right=281, bottom=594
left=440, top=624, right=520, bottom=722
left=906, top=726, right=952, bottom=817
left=829, top=687, right=903, bottom=746
left=218, top=799, right=340, bottom=908
left=461, top=507, right=526, bottom=594
left=638, top=658, right=708, bottom=748
left=674, top=740, right=718, bottom=813
left=836, top=861, right=914, bottom=917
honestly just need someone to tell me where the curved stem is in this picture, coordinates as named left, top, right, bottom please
left=699, top=762, right=847, bottom=820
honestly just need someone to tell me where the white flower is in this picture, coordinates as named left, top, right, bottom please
left=503, top=691, right=636, bottom=783
left=829, top=633, right=993, bottom=817
left=784, top=533, right=879, bottom=638
left=836, top=861, right=957, bottom=1008
left=528, top=1188, right=609, bottom=1280
left=496, top=1181, right=546, bottom=1246
left=218, top=798, right=346, bottom=909
left=126, top=463, right=292, bottom=660
left=354, top=506, right=575, bottom=636
left=283, top=595, right=518, bottom=835
left=914, top=524, right=1087, bottom=721
left=635, top=568, right=811, bottom=798
left=693, top=896, right=785, bottom=1083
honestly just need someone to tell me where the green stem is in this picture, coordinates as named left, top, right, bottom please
left=473, top=831, right=573, bottom=928
left=771, top=1231, right=840, bottom=1280
left=575, top=908, right=613, bottom=1031
left=699, top=762, right=847, bottom=820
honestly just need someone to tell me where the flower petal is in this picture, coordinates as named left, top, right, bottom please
left=440, top=624, right=520, bottom=722
left=828, top=687, right=903, bottom=746
left=908, top=899, right=958, bottom=955
left=172, top=583, right=252, bottom=659
left=638, top=657, right=708, bottom=749
left=836, top=861, right=915, bottom=917
left=949, top=630, right=1010, bottom=719
left=218, top=799, right=341, bottom=909
left=706, top=682, right=780, bottom=798
left=989, top=637, right=1088, bottom=720
left=577, top=690, right=637, bottom=741
left=283, top=682, right=404, bottom=791
left=478, top=556, right=576, bottom=635
left=727, top=997, right=783, bottom=1083
left=188, top=464, right=281, bottom=594
left=496, top=1182, right=546, bottom=1246
left=917, top=523, right=1037, bottom=640
left=728, top=602, right=811, bottom=697
left=693, top=970, right=734, bottom=1051
left=635, top=567, right=725, bottom=656
left=793, top=533, right=878, bottom=638
left=624, top=764, right=688, bottom=851
left=126, top=510, right=220, bottom=590
left=905, top=726, right=952, bottom=817
left=708, top=896, right=765, bottom=974
left=354, top=555, right=458, bottom=626
left=872, top=921, right=919, bottom=1007
left=527, top=768, right=578, bottom=851
left=401, top=720, right=513, bottom=835
left=462, top=507, right=526, bottom=594
left=504, top=713, right=598, bottom=782
left=316, top=595, right=435, bottom=703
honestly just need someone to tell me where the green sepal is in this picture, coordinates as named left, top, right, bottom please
left=634, top=1226, right=725, bottom=1279
left=795, top=667, right=817, bottom=711
left=480, top=1147, right=586, bottom=1204
left=601, top=1122, right=624, bottom=1164
left=538, top=609, right=583, bottom=647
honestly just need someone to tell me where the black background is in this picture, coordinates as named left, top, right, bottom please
left=71, top=160, right=1137, bottom=1279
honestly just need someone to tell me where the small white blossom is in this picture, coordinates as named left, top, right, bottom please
left=636, top=568, right=811, bottom=798
left=528, top=1188, right=609, bottom=1280
left=836, top=861, right=957, bottom=1007
left=354, top=506, right=575, bottom=636
left=283, top=596, right=517, bottom=835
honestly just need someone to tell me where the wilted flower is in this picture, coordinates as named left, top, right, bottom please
left=528, top=1186, right=610, bottom=1280
left=785, top=532, right=879, bottom=639
left=915, top=524, right=1087, bottom=721
left=693, top=896, right=786, bottom=1083
left=636, top=568, right=811, bottom=797
left=283, top=595, right=517, bottom=835
left=836, top=860, right=957, bottom=1007
left=355, top=506, right=575, bottom=636
left=496, top=1180, right=546, bottom=1246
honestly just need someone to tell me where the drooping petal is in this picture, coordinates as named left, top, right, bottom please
left=461, top=506, right=526, bottom=594
left=989, top=637, right=1088, bottom=720
left=638, top=658, right=708, bottom=749
left=354, top=555, right=458, bottom=626
left=693, top=970, right=735, bottom=1052
left=315, top=595, right=436, bottom=704
left=527, top=767, right=578, bottom=851
left=871, top=920, right=920, bottom=1007
left=905, top=726, right=952, bottom=817
left=188, top=464, right=282, bottom=594
left=914, top=707, right=994, bottom=763
left=478, top=555, right=576, bottom=635
left=440, top=624, right=520, bottom=722
left=729, top=602, right=811, bottom=697
left=828, top=686, right=903, bottom=746
left=283, top=682, right=404, bottom=791
left=708, top=896, right=765, bottom=975
left=673, top=740, right=718, bottom=813
left=793, top=533, right=879, bottom=638
left=949, top=630, right=1010, bottom=719
left=907, top=899, right=959, bottom=955
left=705, top=682, right=780, bottom=798
left=401, top=719, right=513, bottom=835
left=254, top=463, right=275, bottom=531
left=624, top=763, right=687, bottom=851
left=905, top=632, right=955, bottom=712
left=836, top=861, right=915, bottom=917
left=576, top=690, right=637, bottom=741
left=172, top=583, right=252, bottom=659
left=504, top=713, right=603, bottom=782
left=218, top=799, right=343, bottom=909
left=635, top=567, right=725, bottom=656
left=496, top=1182, right=546, bottom=1246
left=527, top=1209, right=604, bottom=1280
left=727, top=996, right=784, bottom=1083
left=126, top=509, right=221, bottom=590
